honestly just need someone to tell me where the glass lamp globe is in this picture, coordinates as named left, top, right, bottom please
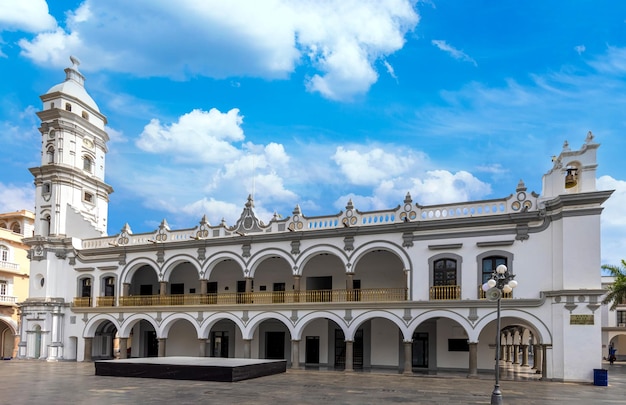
left=508, top=280, right=518, bottom=289
left=496, top=264, right=507, bottom=274
left=487, top=279, right=497, bottom=288
left=482, top=283, right=490, bottom=292
left=502, top=285, right=512, bottom=293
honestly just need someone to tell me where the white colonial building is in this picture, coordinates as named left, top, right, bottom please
left=18, top=58, right=613, bottom=383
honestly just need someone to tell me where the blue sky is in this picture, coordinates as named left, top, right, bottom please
left=0, top=0, right=625, bottom=266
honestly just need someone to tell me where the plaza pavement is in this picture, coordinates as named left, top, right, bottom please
left=1, top=360, right=625, bottom=405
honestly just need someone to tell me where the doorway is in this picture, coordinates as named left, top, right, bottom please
left=265, top=331, right=285, bottom=359
left=306, top=336, right=320, bottom=364
left=412, top=332, right=428, bottom=368
left=334, top=329, right=363, bottom=369
left=211, top=331, right=229, bottom=358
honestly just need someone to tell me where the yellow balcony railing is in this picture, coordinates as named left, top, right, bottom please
left=96, top=296, right=116, bottom=307
left=429, top=285, right=461, bottom=300
left=478, top=286, right=513, bottom=299
left=72, top=297, right=92, bottom=307
left=114, top=288, right=408, bottom=307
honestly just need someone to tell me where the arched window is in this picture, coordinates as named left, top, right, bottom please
left=65, top=103, right=72, bottom=111
left=482, top=256, right=507, bottom=284
left=104, top=277, right=115, bottom=297
left=42, top=183, right=51, bottom=195
left=81, top=111, right=89, bottom=120
left=10, top=222, right=21, bottom=234
left=44, top=215, right=51, bottom=236
left=0, top=245, right=8, bottom=262
left=47, top=146, right=55, bottom=164
left=433, top=258, right=457, bottom=286
left=83, top=156, right=93, bottom=172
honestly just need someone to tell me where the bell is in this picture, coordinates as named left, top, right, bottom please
left=565, top=169, right=577, bottom=188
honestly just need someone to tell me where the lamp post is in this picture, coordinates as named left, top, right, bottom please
left=482, top=264, right=518, bottom=405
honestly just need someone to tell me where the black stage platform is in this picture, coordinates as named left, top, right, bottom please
left=95, top=357, right=287, bottom=382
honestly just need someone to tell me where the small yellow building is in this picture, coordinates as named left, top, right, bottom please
left=0, top=210, right=34, bottom=358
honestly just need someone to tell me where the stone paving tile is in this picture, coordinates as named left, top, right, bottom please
left=1, top=360, right=624, bottom=405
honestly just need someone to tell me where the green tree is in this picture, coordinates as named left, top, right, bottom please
left=602, top=259, right=626, bottom=310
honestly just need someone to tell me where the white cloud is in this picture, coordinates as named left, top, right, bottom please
left=0, top=0, right=56, bottom=33
left=0, top=182, right=35, bottom=212
left=431, top=39, right=477, bottom=66
left=598, top=175, right=626, bottom=266
left=18, top=0, right=419, bottom=101
left=575, top=45, right=586, bottom=55
left=136, top=108, right=245, bottom=164
left=333, top=146, right=423, bottom=186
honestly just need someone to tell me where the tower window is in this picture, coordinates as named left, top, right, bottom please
left=50, top=102, right=55, bottom=109
left=47, top=146, right=55, bottom=164
left=81, top=111, right=89, bottom=120
left=83, top=192, right=94, bottom=204
left=43, top=183, right=51, bottom=194
left=83, top=156, right=93, bottom=172
left=65, top=103, right=72, bottom=111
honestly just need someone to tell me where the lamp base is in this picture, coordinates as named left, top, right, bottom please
left=490, top=384, right=502, bottom=405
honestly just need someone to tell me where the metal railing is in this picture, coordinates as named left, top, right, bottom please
left=429, top=285, right=461, bottom=300
left=72, top=297, right=92, bottom=307
left=99, top=288, right=409, bottom=307
left=478, top=286, right=512, bottom=299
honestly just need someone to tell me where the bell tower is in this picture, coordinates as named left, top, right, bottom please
left=30, top=56, right=113, bottom=238
left=19, top=58, right=113, bottom=360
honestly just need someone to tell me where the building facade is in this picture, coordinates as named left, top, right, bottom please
left=0, top=210, right=34, bottom=358
left=18, top=59, right=613, bottom=382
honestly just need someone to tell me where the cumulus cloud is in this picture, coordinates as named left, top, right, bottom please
left=598, top=175, right=626, bottom=266
left=0, top=182, right=35, bottom=212
left=333, top=146, right=424, bottom=186
left=575, top=44, right=586, bottom=55
left=431, top=39, right=477, bottom=66
left=136, top=108, right=245, bottom=164
left=0, top=0, right=56, bottom=33
left=18, top=0, right=419, bottom=101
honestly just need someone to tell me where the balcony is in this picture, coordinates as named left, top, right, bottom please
left=73, top=288, right=408, bottom=308
left=429, top=285, right=461, bottom=300
left=0, top=295, right=17, bottom=305
left=478, top=286, right=513, bottom=299
left=0, top=261, right=19, bottom=272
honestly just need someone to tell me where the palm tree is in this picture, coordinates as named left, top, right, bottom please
left=602, top=259, right=626, bottom=310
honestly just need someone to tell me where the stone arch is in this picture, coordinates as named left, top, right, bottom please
left=472, top=309, right=552, bottom=344
left=203, top=252, right=247, bottom=279
left=160, top=313, right=201, bottom=338
left=0, top=316, right=17, bottom=335
left=350, top=240, right=411, bottom=272
left=83, top=314, right=121, bottom=338
left=347, top=310, right=409, bottom=341
left=161, top=255, right=201, bottom=281
left=409, top=309, right=474, bottom=341
left=121, top=258, right=160, bottom=284
left=295, top=244, right=349, bottom=275
left=293, top=311, right=349, bottom=341
left=198, top=313, right=246, bottom=339
left=119, top=314, right=159, bottom=338
left=243, top=312, right=296, bottom=341
left=247, top=248, right=295, bottom=278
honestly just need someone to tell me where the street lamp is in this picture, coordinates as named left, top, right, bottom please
left=482, top=264, right=518, bottom=405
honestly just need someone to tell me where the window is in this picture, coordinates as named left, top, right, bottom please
left=10, top=222, right=21, bottom=234
left=65, top=103, right=72, bottom=111
left=83, top=156, right=93, bottom=172
left=83, top=192, right=93, bottom=203
left=0, top=245, right=8, bottom=262
left=434, top=259, right=457, bottom=286
left=81, top=111, right=89, bottom=120
left=482, top=256, right=507, bottom=284
left=47, top=146, right=55, bottom=164
left=0, top=281, right=6, bottom=296
left=618, top=311, right=626, bottom=326
left=43, top=183, right=51, bottom=194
